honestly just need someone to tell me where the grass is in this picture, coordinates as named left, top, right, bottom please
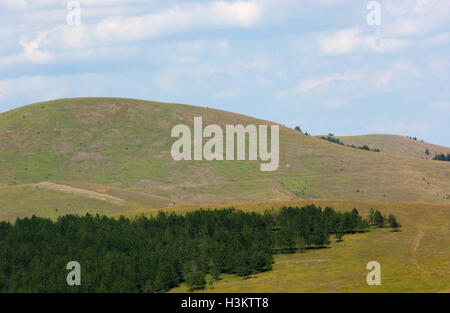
left=1, top=184, right=448, bottom=292
left=0, top=98, right=448, bottom=292
left=336, top=134, right=450, bottom=159
left=161, top=199, right=450, bottom=293
left=0, top=97, right=448, bottom=206
left=0, top=185, right=125, bottom=222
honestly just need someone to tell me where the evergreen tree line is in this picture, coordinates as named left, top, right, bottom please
left=319, top=136, right=380, bottom=152
left=368, top=208, right=401, bottom=230
left=268, top=206, right=368, bottom=251
left=0, top=206, right=399, bottom=292
left=432, top=153, right=450, bottom=161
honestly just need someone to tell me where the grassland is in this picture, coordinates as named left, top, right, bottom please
left=149, top=199, right=450, bottom=293
left=0, top=184, right=125, bottom=221
left=0, top=98, right=448, bottom=292
left=0, top=97, right=448, bottom=216
left=336, top=134, right=450, bottom=159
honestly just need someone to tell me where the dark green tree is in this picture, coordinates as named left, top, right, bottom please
left=388, top=214, right=401, bottom=232
left=374, top=210, right=385, bottom=227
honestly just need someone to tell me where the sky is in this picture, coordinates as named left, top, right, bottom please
left=0, top=0, right=449, bottom=146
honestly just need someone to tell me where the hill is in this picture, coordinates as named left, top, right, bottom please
left=335, top=134, right=450, bottom=159
left=0, top=184, right=125, bottom=221
left=0, top=97, right=449, bottom=221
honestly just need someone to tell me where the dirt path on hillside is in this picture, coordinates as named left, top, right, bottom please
left=412, top=230, right=425, bottom=254
left=410, top=230, right=425, bottom=266
left=30, top=182, right=126, bottom=205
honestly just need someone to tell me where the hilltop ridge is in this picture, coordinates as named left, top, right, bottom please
left=0, top=97, right=449, bottom=221
left=335, top=134, right=450, bottom=159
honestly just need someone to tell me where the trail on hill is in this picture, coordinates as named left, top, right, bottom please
left=412, top=230, right=425, bottom=254
left=30, top=182, right=126, bottom=205
left=410, top=230, right=425, bottom=267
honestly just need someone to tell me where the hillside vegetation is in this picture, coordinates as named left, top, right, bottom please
left=164, top=199, right=449, bottom=293
left=336, top=134, right=450, bottom=159
left=0, top=185, right=125, bottom=221
left=0, top=97, right=449, bottom=221
left=0, top=205, right=397, bottom=292
left=0, top=98, right=448, bottom=293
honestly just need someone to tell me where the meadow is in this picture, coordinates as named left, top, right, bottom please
left=157, top=200, right=450, bottom=293
left=1, top=98, right=449, bottom=205
left=0, top=184, right=124, bottom=221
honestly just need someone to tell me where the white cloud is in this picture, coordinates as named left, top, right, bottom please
left=19, top=32, right=53, bottom=63
left=279, top=72, right=363, bottom=97
left=374, top=61, right=418, bottom=91
left=0, top=1, right=260, bottom=67
left=318, top=27, right=409, bottom=55
left=0, top=31, right=54, bottom=66
left=0, top=0, right=149, bottom=10
left=45, top=1, right=261, bottom=49
left=384, top=0, right=450, bottom=36
left=0, top=0, right=34, bottom=10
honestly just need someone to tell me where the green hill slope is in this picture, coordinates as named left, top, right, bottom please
left=336, top=134, right=450, bottom=159
left=0, top=97, right=449, bottom=214
left=0, top=184, right=124, bottom=221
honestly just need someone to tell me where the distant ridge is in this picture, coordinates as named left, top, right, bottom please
left=336, top=134, right=450, bottom=159
left=0, top=97, right=448, bottom=219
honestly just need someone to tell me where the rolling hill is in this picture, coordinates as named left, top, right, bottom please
left=0, top=97, right=449, bottom=293
left=336, top=134, right=450, bottom=159
left=0, top=97, right=449, bottom=221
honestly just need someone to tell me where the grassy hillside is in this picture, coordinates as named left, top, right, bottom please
left=0, top=98, right=448, bottom=293
left=160, top=199, right=450, bottom=293
left=0, top=185, right=125, bottom=221
left=0, top=97, right=449, bottom=221
left=336, top=134, right=450, bottom=159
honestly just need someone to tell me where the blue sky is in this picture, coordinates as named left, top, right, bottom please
left=0, top=0, right=449, bottom=146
